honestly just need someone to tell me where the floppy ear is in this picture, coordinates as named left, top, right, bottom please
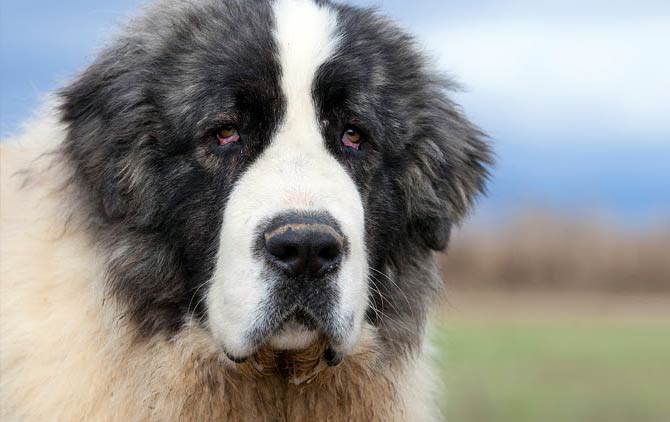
left=400, top=87, right=493, bottom=251
left=58, top=38, right=164, bottom=224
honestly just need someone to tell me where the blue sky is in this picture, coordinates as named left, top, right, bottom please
left=2, top=0, right=669, bottom=226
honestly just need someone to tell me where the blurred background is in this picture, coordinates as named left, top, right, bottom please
left=2, top=0, right=669, bottom=421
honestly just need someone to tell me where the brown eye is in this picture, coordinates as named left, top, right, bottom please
left=219, top=126, right=237, bottom=139
left=344, top=128, right=362, bottom=144
left=341, top=126, right=364, bottom=150
left=216, top=125, right=241, bottom=146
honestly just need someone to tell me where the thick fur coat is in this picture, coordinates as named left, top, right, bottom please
left=0, top=0, right=491, bottom=420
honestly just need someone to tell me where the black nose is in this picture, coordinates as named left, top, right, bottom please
left=263, top=213, right=345, bottom=278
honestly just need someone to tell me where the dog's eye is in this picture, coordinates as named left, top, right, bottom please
left=217, top=126, right=241, bottom=146
left=341, top=127, right=363, bottom=150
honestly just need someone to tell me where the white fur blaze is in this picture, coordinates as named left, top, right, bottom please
left=206, top=0, right=368, bottom=358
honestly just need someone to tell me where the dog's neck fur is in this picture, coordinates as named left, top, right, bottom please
left=0, top=142, right=440, bottom=421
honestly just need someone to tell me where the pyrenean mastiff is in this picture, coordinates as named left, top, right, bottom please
left=0, top=0, right=491, bottom=420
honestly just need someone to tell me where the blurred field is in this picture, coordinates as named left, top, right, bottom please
left=435, top=211, right=670, bottom=422
left=432, top=292, right=670, bottom=422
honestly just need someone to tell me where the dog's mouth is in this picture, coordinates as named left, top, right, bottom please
left=264, top=307, right=345, bottom=366
left=224, top=306, right=345, bottom=368
left=267, top=309, right=320, bottom=348
left=284, top=307, right=320, bottom=330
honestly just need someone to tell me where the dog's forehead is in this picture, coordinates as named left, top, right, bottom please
left=272, top=0, right=340, bottom=148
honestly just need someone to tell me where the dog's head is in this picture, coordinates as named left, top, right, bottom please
left=60, top=0, right=491, bottom=363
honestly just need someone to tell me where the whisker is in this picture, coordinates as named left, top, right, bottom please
left=369, top=267, right=417, bottom=321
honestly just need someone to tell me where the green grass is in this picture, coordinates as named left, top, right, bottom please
left=432, top=318, right=670, bottom=422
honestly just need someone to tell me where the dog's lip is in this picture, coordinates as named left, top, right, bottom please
left=323, top=347, right=344, bottom=367
left=224, top=351, right=248, bottom=364
left=264, top=305, right=325, bottom=338
left=281, top=307, right=319, bottom=331
left=260, top=307, right=325, bottom=348
left=272, top=318, right=317, bottom=338
left=223, top=306, right=347, bottom=364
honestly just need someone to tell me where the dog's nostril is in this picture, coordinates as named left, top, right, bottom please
left=318, top=244, right=340, bottom=260
left=270, top=243, right=299, bottom=261
left=263, top=216, right=345, bottom=278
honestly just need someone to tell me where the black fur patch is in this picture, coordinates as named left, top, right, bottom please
left=60, top=0, right=285, bottom=335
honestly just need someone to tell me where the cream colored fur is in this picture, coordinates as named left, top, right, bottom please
left=0, top=119, right=441, bottom=421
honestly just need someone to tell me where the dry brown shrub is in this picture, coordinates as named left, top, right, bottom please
left=441, top=210, right=670, bottom=292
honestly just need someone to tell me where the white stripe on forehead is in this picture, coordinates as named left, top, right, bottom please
left=207, top=1, right=367, bottom=358
left=273, top=0, right=340, bottom=150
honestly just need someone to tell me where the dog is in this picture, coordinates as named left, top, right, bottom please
left=0, top=0, right=491, bottom=420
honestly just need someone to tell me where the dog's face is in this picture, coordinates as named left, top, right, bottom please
left=60, top=0, right=490, bottom=362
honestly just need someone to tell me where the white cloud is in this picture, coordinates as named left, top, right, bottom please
left=416, top=17, right=670, bottom=144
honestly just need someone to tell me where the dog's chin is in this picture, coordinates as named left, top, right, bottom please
left=267, top=320, right=319, bottom=351
left=262, top=307, right=327, bottom=351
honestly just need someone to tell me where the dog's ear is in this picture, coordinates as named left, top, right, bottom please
left=58, top=38, right=162, bottom=223
left=400, top=86, right=493, bottom=251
